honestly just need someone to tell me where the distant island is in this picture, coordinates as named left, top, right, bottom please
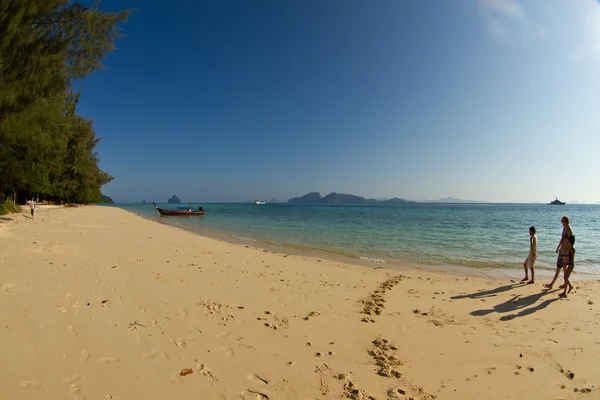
left=287, top=192, right=417, bottom=204
left=134, top=200, right=152, bottom=204
left=167, top=195, right=182, bottom=204
left=98, top=194, right=115, bottom=204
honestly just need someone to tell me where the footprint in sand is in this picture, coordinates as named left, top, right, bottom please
left=171, top=338, right=187, bottom=347
left=142, top=350, right=158, bottom=359
left=195, top=364, right=218, bottom=381
left=79, top=350, right=90, bottom=364
left=241, top=389, right=270, bottom=399
left=224, top=347, right=235, bottom=357
left=246, top=373, right=269, bottom=385
left=343, top=381, right=372, bottom=399
left=61, top=373, right=82, bottom=384
left=387, top=387, right=407, bottom=399
left=19, top=381, right=41, bottom=389
left=303, top=311, right=321, bottom=321
left=69, top=383, right=86, bottom=400
left=97, top=357, right=119, bottom=364
left=67, top=326, right=78, bottom=336
left=189, top=326, right=202, bottom=334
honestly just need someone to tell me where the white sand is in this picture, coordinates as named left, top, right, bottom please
left=1, top=206, right=598, bottom=399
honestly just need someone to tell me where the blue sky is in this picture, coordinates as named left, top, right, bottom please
left=77, top=0, right=600, bottom=203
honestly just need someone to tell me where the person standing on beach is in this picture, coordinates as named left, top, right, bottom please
left=29, top=198, right=35, bottom=220
left=545, top=216, right=573, bottom=289
left=560, top=235, right=575, bottom=297
left=521, top=226, right=537, bottom=284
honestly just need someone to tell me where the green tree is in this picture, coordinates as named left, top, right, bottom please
left=0, top=0, right=130, bottom=202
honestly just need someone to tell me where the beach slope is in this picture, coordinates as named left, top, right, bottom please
left=1, top=206, right=598, bottom=399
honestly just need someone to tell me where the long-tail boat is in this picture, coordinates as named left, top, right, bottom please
left=153, top=202, right=205, bottom=216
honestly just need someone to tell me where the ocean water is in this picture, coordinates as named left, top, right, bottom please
left=110, top=203, right=600, bottom=275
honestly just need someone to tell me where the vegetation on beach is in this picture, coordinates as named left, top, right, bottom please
left=0, top=199, right=21, bottom=216
left=0, top=1, right=130, bottom=207
left=99, top=193, right=115, bottom=204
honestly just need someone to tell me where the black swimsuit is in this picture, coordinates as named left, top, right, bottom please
left=558, top=228, right=575, bottom=267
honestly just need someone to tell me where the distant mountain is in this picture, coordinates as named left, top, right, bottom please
left=168, top=195, right=182, bottom=204
left=287, top=192, right=416, bottom=204
left=288, top=192, right=323, bottom=203
left=382, top=197, right=416, bottom=204
left=321, top=192, right=366, bottom=203
left=134, top=200, right=151, bottom=204
left=98, top=194, right=115, bottom=204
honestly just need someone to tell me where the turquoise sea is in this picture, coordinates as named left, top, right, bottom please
left=111, top=203, right=600, bottom=276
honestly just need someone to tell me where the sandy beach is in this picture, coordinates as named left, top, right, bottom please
left=1, top=206, right=599, bottom=400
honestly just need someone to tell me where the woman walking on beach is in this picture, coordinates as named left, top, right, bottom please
left=521, top=226, right=537, bottom=284
left=545, top=216, right=573, bottom=289
left=560, top=235, right=575, bottom=297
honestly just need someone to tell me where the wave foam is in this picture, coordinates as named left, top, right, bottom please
left=359, top=256, right=387, bottom=263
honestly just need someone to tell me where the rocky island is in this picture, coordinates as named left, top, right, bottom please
left=167, top=195, right=182, bottom=204
left=287, top=192, right=416, bottom=204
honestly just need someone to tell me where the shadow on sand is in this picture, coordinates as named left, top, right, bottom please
left=498, top=297, right=561, bottom=321
left=470, top=288, right=561, bottom=320
left=450, top=283, right=521, bottom=300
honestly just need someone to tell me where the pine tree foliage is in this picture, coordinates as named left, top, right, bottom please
left=0, top=0, right=129, bottom=203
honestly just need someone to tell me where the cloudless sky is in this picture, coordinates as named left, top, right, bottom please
left=76, top=0, right=600, bottom=203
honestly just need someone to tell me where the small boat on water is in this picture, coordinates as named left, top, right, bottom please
left=153, top=202, right=205, bottom=215
left=548, top=197, right=566, bottom=205
left=254, top=200, right=266, bottom=205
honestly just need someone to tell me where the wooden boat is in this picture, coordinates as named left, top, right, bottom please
left=548, top=197, right=565, bottom=205
left=153, top=202, right=204, bottom=216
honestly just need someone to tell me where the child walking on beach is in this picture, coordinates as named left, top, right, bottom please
left=521, top=226, right=537, bottom=284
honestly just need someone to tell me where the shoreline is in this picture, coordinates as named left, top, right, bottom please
left=118, top=205, right=590, bottom=282
left=2, top=205, right=599, bottom=399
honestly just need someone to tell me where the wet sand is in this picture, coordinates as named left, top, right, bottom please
left=1, top=205, right=598, bottom=399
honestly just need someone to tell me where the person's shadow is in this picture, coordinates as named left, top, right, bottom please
left=470, top=289, right=560, bottom=319
left=499, top=297, right=560, bottom=321
left=451, top=283, right=520, bottom=300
